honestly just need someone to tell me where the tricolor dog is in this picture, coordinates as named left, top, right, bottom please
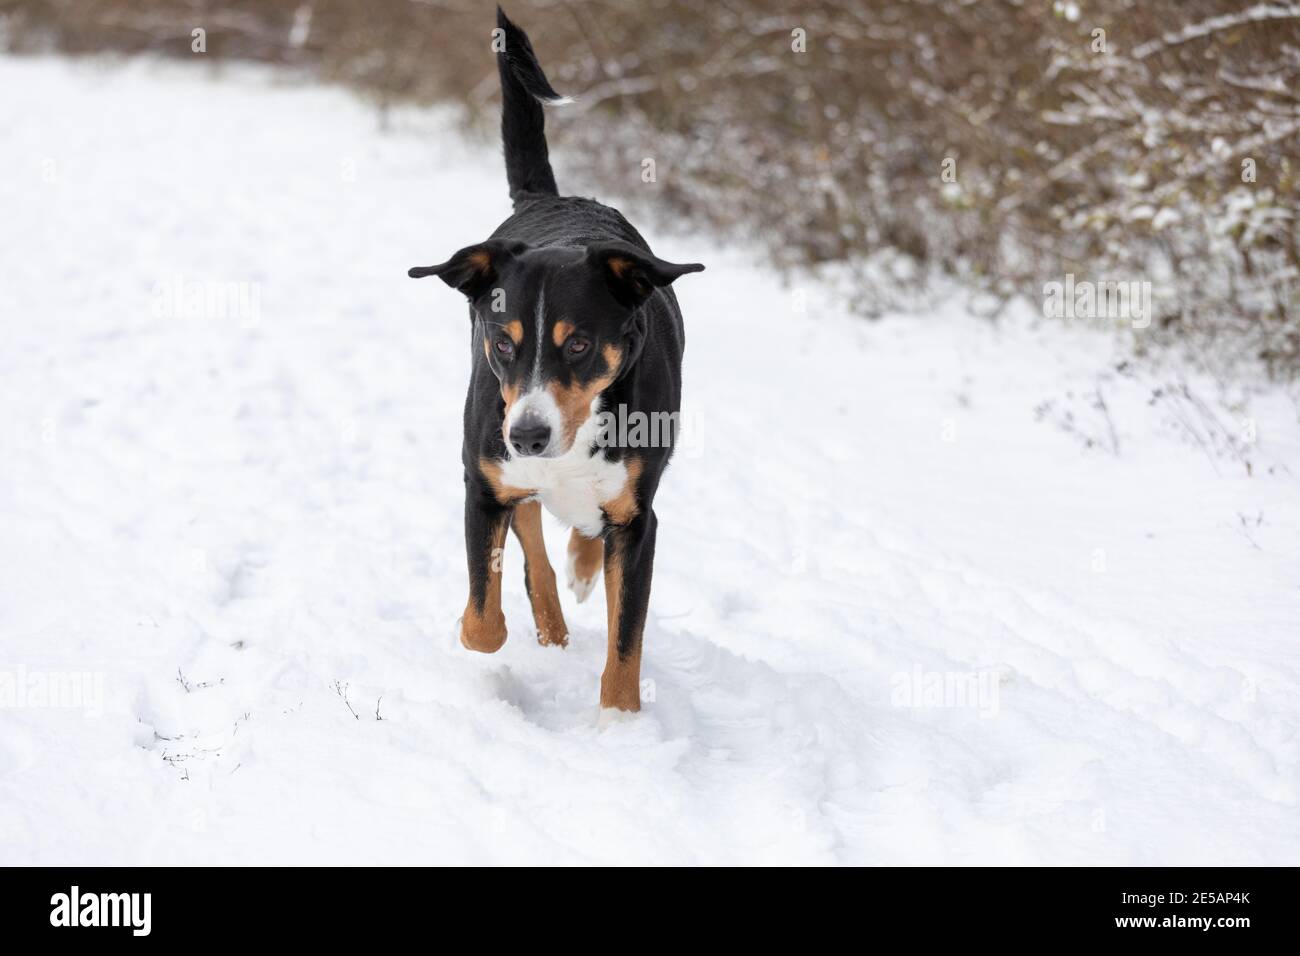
left=409, top=8, right=704, bottom=718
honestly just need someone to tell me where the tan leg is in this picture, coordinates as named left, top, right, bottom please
left=510, top=501, right=568, bottom=647
left=566, top=529, right=604, bottom=603
left=600, top=547, right=640, bottom=711
left=599, top=528, right=646, bottom=714
left=461, top=508, right=509, bottom=653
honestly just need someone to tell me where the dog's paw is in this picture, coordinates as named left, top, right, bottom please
left=459, top=610, right=507, bottom=653
left=529, top=592, right=568, bottom=648
left=565, top=551, right=600, bottom=603
left=536, top=623, right=568, bottom=648
left=565, top=531, right=603, bottom=603
left=597, top=706, right=639, bottom=729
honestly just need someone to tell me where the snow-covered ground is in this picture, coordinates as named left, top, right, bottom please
left=2, top=56, right=1298, bottom=865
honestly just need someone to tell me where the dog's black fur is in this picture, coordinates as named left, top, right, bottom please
left=408, top=8, right=703, bottom=714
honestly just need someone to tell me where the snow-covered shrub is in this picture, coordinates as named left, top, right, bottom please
left=9, top=0, right=1298, bottom=376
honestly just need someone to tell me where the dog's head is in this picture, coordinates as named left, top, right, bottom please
left=410, top=239, right=703, bottom=458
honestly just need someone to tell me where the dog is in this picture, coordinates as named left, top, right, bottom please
left=409, top=8, right=704, bottom=718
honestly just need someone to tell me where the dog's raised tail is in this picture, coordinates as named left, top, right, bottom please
left=496, top=7, right=567, bottom=201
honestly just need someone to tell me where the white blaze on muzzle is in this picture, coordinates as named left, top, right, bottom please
left=505, top=386, right=564, bottom=457
left=503, top=286, right=569, bottom=458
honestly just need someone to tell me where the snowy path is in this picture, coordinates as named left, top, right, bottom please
left=2, top=57, right=1298, bottom=864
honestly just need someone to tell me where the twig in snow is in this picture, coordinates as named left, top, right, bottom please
left=1092, top=385, right=1121, bottom=455
left=332, top=680, right=359, bottom=720
left=1237, top=511, right=1265, bottom=550
left=176, top=668, right=224, bottom=693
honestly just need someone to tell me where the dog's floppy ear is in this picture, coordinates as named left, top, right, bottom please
left=408, top=239, right=528, bottom=299
left=586, top=240, right=704, bottom=307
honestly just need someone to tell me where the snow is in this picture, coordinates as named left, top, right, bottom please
left=2, top=55, right=1299, bottom=865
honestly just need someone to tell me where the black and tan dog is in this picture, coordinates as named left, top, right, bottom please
left=409, top=8, right=703, bottom=719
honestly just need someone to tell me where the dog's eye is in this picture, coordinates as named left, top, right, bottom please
left=566, top=337, right=590, bottom=357
left=494, top=338, right=515, bottom=357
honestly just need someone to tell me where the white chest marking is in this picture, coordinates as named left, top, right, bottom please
left=496, top=413, right=626, bottom=537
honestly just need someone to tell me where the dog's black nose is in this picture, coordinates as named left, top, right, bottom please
left=509, top=420, right=552, bottom=457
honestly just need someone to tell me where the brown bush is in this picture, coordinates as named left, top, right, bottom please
left=7, top=0, right=1298, bottom=375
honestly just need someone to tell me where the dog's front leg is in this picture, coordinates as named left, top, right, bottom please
left=461, top=475, right=511, bottom=653
left=601, top=508, right=657, bottom=715
left=511, top=500, right=568, bottom=647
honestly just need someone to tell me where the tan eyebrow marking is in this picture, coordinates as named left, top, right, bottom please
left=552, top=320, right=575, bottom=348
left=504, top=320, right=523, bottom=344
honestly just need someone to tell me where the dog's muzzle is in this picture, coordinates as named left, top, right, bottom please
left=509, top=415, right=552, bottom=457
